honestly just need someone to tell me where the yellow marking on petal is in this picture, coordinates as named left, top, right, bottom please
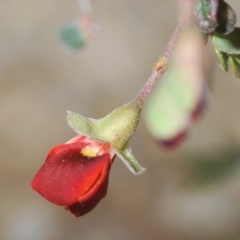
left=81, top=146, right=97, bottom=157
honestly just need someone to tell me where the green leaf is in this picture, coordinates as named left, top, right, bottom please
left=229, top=55, right=240, bottom=77
left=196, top=0, right=219, bottom=33
left=215, top=48, right=229, bottom=71
left=214, top=49, right=240, bottom=77
left=145, top=28, right=207, bottom=148
left=212, top=28, right=240, bottom=54
left=60, top=22, right=86, bottom=50
left=212, top=29, right=240, bottom=77
left=215, top=0, right=236, bottom=35
left=146, top=69, right=205, bottom=146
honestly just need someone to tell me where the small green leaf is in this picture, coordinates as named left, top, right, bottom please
left=215, top=0, right=236, bottom=35
left=212, top=29, right=240, bottom=77
left=229, top=55, right=240, bottom=77
left=60, top=22, right=86, bottom=50
left=212, top=28, right=240, bottom=54
left=215, top=48, right=229, bottom=71
left=145, top=28, right=207, bottom=148
left=214, top=49, right=240, bottom=77
left=146, top=67, right=205, bottom=145
left=196, top=0, right=219, bottom=33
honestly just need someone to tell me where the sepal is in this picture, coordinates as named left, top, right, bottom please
left=113, top=145, right=146, bottom=175
left=67, top=99, right=145, bottom=174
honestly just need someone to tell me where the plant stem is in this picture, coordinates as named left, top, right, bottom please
left=135, top=18, right=184, bottom=106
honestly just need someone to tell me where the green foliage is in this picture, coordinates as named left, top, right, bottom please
left=145, top=28, right=206, bottom=148
left=187, top=149, right=240, bottom=187
left=60, top=22, right=86, bottom=50
left=212, top=28, right=240, bottom=76
left=196, top=0, right=240, bottom=76
left=212, top=28, right=240, bottom=54
left=214, top=48, right=228, bottom=71
left=229, top=55, right=240, bottom=77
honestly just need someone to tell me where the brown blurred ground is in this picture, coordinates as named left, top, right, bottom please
left=1, top=1, right=240, bottom=240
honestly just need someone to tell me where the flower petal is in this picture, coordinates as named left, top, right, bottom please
left=31, top=142, right=111, bottom=206
left=67, top=176, right=108, bottom=217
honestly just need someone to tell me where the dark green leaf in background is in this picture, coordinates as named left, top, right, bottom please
left=187, top=149, right=240, bottom=187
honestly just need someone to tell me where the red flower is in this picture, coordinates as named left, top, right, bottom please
left=31, top=135, right=115, bottom=217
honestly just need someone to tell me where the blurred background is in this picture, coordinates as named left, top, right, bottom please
left=1, top=0, right=240, bottom=239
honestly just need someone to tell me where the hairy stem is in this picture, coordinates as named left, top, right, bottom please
left=135, top=17, right=184, bottom=106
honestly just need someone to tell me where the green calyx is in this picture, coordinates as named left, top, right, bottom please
left=95, top=100, right=141, bottom=150
left=67, top=98, right=145, bottom=175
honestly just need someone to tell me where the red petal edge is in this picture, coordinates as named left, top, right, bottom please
left=31, top=141, right=112, bottom=217
left=68, top=175, right=109, bottom=217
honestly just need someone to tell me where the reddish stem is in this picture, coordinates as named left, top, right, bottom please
left=135, top=18, right=184, bottom=106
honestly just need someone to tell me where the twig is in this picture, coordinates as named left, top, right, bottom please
left=135, top=18, right=184, bottom=106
